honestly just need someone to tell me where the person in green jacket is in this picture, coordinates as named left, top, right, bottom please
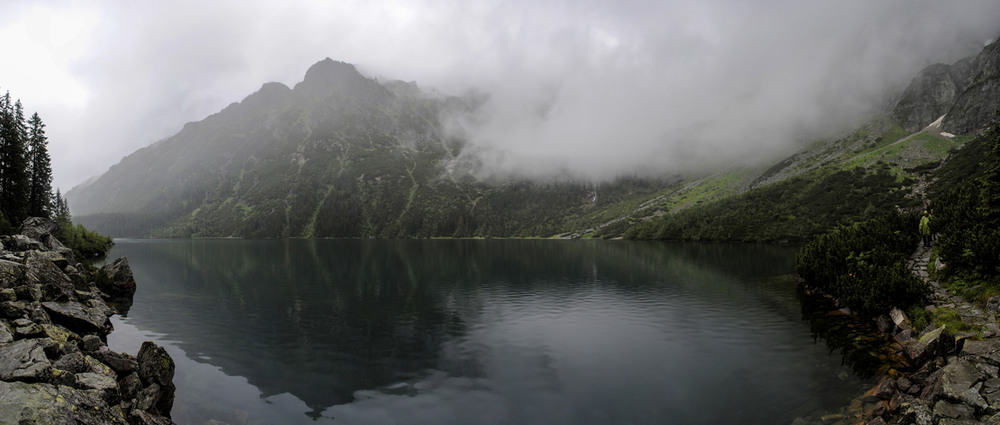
left=919, top=210, right=932, bottom=247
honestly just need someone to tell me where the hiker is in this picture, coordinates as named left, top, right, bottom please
left=919, top=210, right=932, bottom=247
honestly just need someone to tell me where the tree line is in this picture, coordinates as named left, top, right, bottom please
left=0, top=89, right=61, bottom=231
left=0, top=86, right=109, bottom=257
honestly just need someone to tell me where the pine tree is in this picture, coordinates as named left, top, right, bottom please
left=53, top=188, right=71, bottom=224
left=26, top=112, right=53, bottom=218
left=0, top=93, right=31, bottom=224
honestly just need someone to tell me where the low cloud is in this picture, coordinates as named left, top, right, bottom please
left=2, top=0, right=998, bottom=187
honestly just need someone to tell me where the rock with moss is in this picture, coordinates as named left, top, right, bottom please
left=0, top=218, right=176, bottom=424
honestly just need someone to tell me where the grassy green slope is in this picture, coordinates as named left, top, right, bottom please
left=604, top=115, right=969, bottom=243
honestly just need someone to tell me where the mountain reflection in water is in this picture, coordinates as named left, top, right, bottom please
left=106, top=239, right=871, bottom=425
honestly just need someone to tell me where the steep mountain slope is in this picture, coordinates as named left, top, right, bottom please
left=617, top=39, right=1000, bottom=242
left=69, top=59, right=674, bottom=238
left=70, top=37, right=998, bottom=241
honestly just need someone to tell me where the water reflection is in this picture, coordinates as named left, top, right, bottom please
left=106, top=239, right=867, bottom=425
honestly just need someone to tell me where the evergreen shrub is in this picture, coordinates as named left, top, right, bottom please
left=796, top=212, right=927, bottom=316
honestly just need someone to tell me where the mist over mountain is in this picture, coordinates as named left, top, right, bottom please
left=67, top=30, right=1000, bottom=239
left=67, top=59, right=653, bottom=238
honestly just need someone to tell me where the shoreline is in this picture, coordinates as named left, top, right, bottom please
left=0, top=218, right=178, bottom=424
left=794, top=244, right=1000, bottom=425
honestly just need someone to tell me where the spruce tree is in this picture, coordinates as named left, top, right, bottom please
left=0, top=93, right=30, bottom=224
left=27, top=112, right=52, bottom=218
left=53, top=188, right=71, bottom=224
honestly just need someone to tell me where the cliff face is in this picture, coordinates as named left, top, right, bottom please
left=893, top=38, right=1000, bottom=134
left=944, top=39, right=1000, bottom=135
left=0, top=218, right=176, bottom=425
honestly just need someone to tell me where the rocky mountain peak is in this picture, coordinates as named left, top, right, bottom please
left=893, top=37, right=1000, bottom=135
left=293, top=58, right=377, bottom=100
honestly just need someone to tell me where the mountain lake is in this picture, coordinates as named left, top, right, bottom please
left=102, top=239, right=875, bottom=425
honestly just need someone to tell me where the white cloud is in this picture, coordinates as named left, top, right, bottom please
left=0, top=0, right=998, bottom=188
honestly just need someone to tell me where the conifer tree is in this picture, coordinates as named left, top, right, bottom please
left=53, top=188, right=71, bottom=224
left=0, top=94, right=31, bottom=224
left=27, top=112, right=52, bottom=218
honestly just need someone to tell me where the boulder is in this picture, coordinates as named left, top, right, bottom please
left=17, top=217, right=75, bottom=263
left=0, top=322, right=12, bottom=344
left=988, top=295, right=1000, bottom=316
left=933, top=400, right=974, bottom=420
left=0, top=259, right=26, bottom=289
left=137, top=342, right=175, bottom=417
left=90, top=348, right=138, bottom=375
left=76, top=372, right=120, bottom=403
left=11, top=235, right=44, bottom=251
left=899, top=401, right=933, bottom=425
left=0, top=380, right=130, bottom=425
left=80, top=334, right=104, bottom=352
left=17, top=217, right=57, bottom=242
left=940, top=358, right=988, bottom=410
left=907, top=326, right=956, bottom=363
left=41, top=301, right=112, bottom=335
left=891, top=307, right=911, bottom=330
left=53, top=352, right=88, bottom=374
left=0, top=338, right=52, bottom=382
left=24, top=251, right=75, bottom=302
left=99, top=257, right=137, bottom=298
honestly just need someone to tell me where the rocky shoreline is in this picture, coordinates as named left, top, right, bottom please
left=794, top=245, right=1000, bottom=425
left=0, top=218, right=176, bottom=425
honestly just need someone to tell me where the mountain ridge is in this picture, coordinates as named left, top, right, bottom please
left=68, top=38, right=1000, bottom=240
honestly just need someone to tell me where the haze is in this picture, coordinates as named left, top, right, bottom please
left=1, top=0, right=998, bottom=188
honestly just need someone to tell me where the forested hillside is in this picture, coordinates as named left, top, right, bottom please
left=0, top=87, right=112, bottom=257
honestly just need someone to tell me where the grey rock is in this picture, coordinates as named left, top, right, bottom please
left=988, top=295, right=1000, bottom=316
left=99, top=257, right=136, bottom=298
left=24, top=250, right=75, bottom=301
left=49, top=368, right=77, bottom=387
left=907, top=326, right=954, bottom=363
left=84, top=354, right=116, bottom=378
left=0, top=380, right=129, bottom=425
left=943, top=40, right=1000, bottom=135
left=960, top=339, right=1000, bottom=366
left=0, top=259, right=26, bottom=289
left=940, top=358, right=983, bottom=405
left=0, top=321, right=12, bottom=343
left=14, top=321, right=44, bottom=338
left=42, top=301, right=111, bottom=334
left=120, top=371, right=143, bottom=401
left=0, top=338, right=52, bottom=382
left=892, top=63, right=959, bottom=132
left=6, top=234, right=43, bottom=251
left=899, top=401, right=934, bottom=425
left=80, top=334, right=103, bottom=352
left=18, top=217, right=58, bottom=242
left=17, top=217, right=75, bottom=264
left=137, top=342, right=175, bottom=416
left=939, top=419, right=988, bottom=425
left=76, top=372, right=120, bottom=403
left=130, top=408, right=175, bottom=425
left=53, top=352, right=88, bottom=374
left=0, top=300, right=30, bottom=319
left=134, top=383, right=161, bottom=411
left=891, top=307, right=911, bottom=330
left=90, top=348, right=138, bottom=375
left=933, top=400, right=973, bottom=420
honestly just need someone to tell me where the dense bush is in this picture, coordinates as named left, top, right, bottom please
left=796, top=212, right=927, bottom=316
left=54, top=221, right=113, bottom=259
left=626, top=164, right=916, bottom=243
left=931, top=124, right=1000, bottom=284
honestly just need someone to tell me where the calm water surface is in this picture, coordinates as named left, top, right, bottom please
left=104, top=239, right=868, bottom=425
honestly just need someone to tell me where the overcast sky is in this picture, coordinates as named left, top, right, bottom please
left=1, top=0, right=998, bottom=189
